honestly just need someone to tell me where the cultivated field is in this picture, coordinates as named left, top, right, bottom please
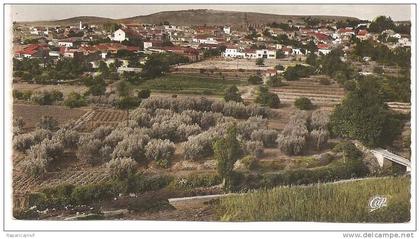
left=13, top=83, right=88, bottom=97
left=75, top=108, right=128, bottom=132
left=175, top=57, right=302, bottom=71
left=13, top=104, right=88, bottom=130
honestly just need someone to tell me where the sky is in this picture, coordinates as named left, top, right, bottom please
left=10, top=4, right=412, bottom=22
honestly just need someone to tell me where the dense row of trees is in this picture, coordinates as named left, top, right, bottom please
left=353, top=40, right=410, bottom=67
left=330, top=78, right=402, bottom=147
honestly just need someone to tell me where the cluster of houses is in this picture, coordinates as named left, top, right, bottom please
left=14, top=19, right=411, bottom=67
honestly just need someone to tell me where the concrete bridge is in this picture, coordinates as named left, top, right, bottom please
left=371, top=148, right=411, bottom=172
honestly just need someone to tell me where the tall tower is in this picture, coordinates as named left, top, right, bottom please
left=79, top=21, right=82, bottom=30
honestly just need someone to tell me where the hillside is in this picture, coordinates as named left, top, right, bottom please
left=18, top=16, right=115, bottom=26
left=121, top=9, right=358, bottom=26
left=18, top=9, right=358, bottom=26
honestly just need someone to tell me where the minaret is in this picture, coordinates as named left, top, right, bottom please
left=79, top=21, right=82, bottom=30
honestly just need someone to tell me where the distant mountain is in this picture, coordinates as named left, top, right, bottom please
left=17, top=9, right=359, bottom=26
left=18, top=16, right=115, bottom=26
left=120, top=9, right=359, bottom=26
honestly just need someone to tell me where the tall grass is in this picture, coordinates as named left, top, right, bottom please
left=218, top=176, right=410, bottom=222
left=136, top=75, right=245, bottom=95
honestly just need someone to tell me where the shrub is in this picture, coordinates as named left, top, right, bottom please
left=127, top=173, right=174, bottom=193
left=319, top=78, right=331, bottom=85
left=200, top=112, right=223, bottom=129
left=284, top=64, right=315, bottom=81
left=129, top=108, right=152, bottom=127
left=145, top=139, right=176, bottom=163
left=266, top=75, right=284, bottom=87
left=112, top=133, right=150, bottom=163
left=103, top=127, right=133, bottom=147
left=32, top=128, right=52, bottom=143
left=30, top=90, right=62, bottom=105
left=244, top=141, right=264, bottom=158
left=248, top=75, right=263, bottom=85
left=176, top=123, right=202, bottom=142
left=275, top=64, right=284, bottom=71
left=70, top=183, right=116, bottom=205
left=309, top=129, right=329, bottom=150
left=28, top=192, right=48, bottom=209
left=241, top=155, right=258, bottom=170
left=64, top=92, right=87, bottom=108
left=250, top=129, right=278, bottom=147
left=13, top=90, right=32, bottom=101
left=106, top=157, right=137, bottom=180
left=294, top=97, right=314, bottom=110
left=13, top=117, right=25, bottom=135
left=310, top=110, right=330, bottom=130
left=173, top=173, right=222, bottom=189
left=256, top=58, right=265, bottom=66
left=277, top=134, right=307, bottom=155
left=182, top=131, right=220, bottom=160
left=343, top=80, right=356, bottom=91
left=21, top=157, right=48, bottom=178
left=150, top=121, right=179, bottom=142
left=255, top=86, right=281, bottom=109
left=37, top=115, right=58, bottom=130
left=224, top=85, right=243, bottom=103
left=333, top=141, right=363, bottom=161
left=92, top=125, right=114, bottom=140
left=52, top=129, right=79, bottom=149
left=13, top=133, right=34, bottom=152
left=237, top=116, right=268, bottom=140
left=277, top=111, right=309, bottom=155
left=27, top=139, right=64, bottom=162
left=76, top=137, right=103, bottom=165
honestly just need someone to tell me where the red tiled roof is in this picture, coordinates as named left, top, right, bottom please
left=317, top=43, right=330, bottom=49
left=357, top=30, right=368, bottom=36
left=15, top=44, right=42, bottom=55
left=338, top=28, right=354, bottom=34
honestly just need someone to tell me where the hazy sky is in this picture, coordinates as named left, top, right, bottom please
left=10, top=4, right=412, bottom=22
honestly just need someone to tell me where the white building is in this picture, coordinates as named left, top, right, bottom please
left=223, top=48, right=276, bottom=59
left=58, top=41, right=74, bottom=48
left=192, top=36, right=218, bottom=45
left=255, top=49, right=276, bottom=59
left=143, top=42, right=153, bottom=49
left=110, top=29, right=127, bottom=42
left=291, top=48, right=304, bottom=55
left=223, top=26, right=231, bottom=35
left=223, top=48, right=245, bottom=58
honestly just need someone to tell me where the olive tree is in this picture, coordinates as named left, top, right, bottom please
left=21, top=157, right=48, bottom=178
left=276, top=111, right=309, bottom=155
left=251, top=129, right=278, bottom=148
left=76, top=137, right=103, bottom=165
left=37, top=115, right=59, bottom=130
left=145, top=139, right=175, bottom=162
left=106, top=157, right=137, bottom=180
left=243, top=140, right=264, bottom=158
left=112, top=133, right=150, bottom=163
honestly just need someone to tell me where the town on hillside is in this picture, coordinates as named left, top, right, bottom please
left=10, top=8, right=412, bottom=223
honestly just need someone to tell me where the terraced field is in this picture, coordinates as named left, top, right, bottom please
left=74, top=108, right=128, bottom=132
left=271, top=76, right=345, bottom=106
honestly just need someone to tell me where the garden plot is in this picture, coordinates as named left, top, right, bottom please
left=76, top=108, right=128, bottom=132
left=13, top=82, right=88, bottom=97
left=13, top=103, right=88, bottom=131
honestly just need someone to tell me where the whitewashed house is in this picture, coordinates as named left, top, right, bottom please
left=223, top=26, right=231, bottom=35
left=110, top=29, right=127, bottom=42
left=223, top=47, right=245, bottom=58
left=58, top=40, right=74, bottom=48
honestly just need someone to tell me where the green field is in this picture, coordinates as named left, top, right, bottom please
left=136, top=74, right=246, bottom=95
left=218, top=176, right=410, bottom=222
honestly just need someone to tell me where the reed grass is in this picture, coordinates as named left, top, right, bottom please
left=218, top=176, right=410, bottom=222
